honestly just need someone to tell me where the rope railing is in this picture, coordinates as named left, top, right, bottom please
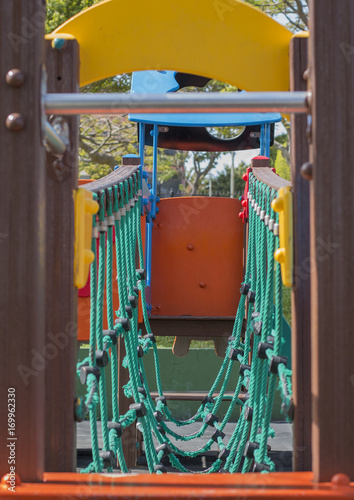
left=77, top=162, right=293, bottom=474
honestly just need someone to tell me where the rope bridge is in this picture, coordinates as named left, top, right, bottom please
left=76, top=162, right=293, bottom=474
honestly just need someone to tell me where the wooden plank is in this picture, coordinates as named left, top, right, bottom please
left=145, top=317, right=235, bottom=337
left=252, top=167, right=291, bottom=190
left=44, top=40, right=79, bottom=472
left=289, top=36, right=312, bottom=472
left=85, top=165, right=139, bottom=192
left=0, top=0, right=46, bottom=482
left=309, top=0, right=354, bottom=482
left=149, top=391, right=247, bottom=402
left=118, top=338, right=137, bottom=469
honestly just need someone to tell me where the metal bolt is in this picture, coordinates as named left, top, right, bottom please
left=300, top=162, right=313, bottom=181
left=6, top=69, right=25, bottom=87
left=199, top=282, right=206, bottom=288
left=187, top=244, right=194, bottom=251
left=5, top=113, right=25, bottom=131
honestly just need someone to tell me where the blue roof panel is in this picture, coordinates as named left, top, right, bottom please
left=129, top=70, right=282, bottom=127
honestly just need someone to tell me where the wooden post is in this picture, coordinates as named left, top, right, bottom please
left=44, top=39, right=79, bottom=472
left=289, top=35, right=312, bottom=472
left=0, top=0, right=46, bottom=482
left=309, top=0, right=354, bottom=482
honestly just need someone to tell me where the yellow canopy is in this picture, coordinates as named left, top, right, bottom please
left=47, top=0, right=293, bottom=90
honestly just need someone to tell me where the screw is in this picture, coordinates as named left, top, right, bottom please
left=187, top=244, right=194, bottom=251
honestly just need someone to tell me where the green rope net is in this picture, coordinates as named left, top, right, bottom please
left=77, top=169, right=293, bottom=474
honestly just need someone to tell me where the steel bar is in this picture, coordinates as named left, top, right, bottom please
left=45, top=121, right=67, bottom=155
left=44, top=91, right=309, bottom=115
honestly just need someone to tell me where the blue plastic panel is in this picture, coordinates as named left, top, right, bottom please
left=129, top=70, right=282, bottom=127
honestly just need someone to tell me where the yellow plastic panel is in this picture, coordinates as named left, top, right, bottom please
left=47, top=0, right=292, bottom=90
left=74, top=188, right=99, bottom=289
left=272, top=186, right=293, bottom=288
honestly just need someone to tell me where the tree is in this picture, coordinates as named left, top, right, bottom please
left=199, top=162, right=247, bottom=198
left=245, top=0, right=308, bottom=32
left=46, top=0, right=301, bottom=187
left=46, top=1, right=137, bottom=177
left=45, top=0, right=101, bottom=34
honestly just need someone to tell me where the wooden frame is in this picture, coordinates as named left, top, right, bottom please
left=44, top=39, right=80, bottom=473
left=1, top=0, right=354, bottom=492
left=289, top=35, right=312, bottom=472
left=0, top=0, right=46, bottom=482
left=309, top=0, right=354, bottom=482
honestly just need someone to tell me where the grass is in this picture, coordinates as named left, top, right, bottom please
left=282, top=285, right=291, bottom=325
left=156, top=337, right=214, bottom=349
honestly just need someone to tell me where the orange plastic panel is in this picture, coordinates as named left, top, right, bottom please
left=1, top=472, right=353, bottom=499
left=150, top=197, right=243, bottom=317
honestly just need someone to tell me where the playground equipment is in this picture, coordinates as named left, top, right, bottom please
left=1, top=0, right=354, bottom=497
left=73, top=61, right=292, bottom=473
left=74, top=153, right=293, bottom=475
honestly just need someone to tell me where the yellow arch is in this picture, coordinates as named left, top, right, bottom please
left=48, top=0, right=292, bottom=90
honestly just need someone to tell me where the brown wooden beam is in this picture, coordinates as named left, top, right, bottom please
left=144, top=317, right=235, bottom=337
left=309, top=0, right=354, bottom=482
left=289, top=35, right=312, bottom=472
left=44, top=39, right=79, bottom=473
left=0, top=0, right=46, bottom=482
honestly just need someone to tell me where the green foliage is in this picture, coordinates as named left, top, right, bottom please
left=78, top=115, right=138, bottom=178
left=45, top=0, right=102, bottom=34
left=282, top=285, right=291, bottom=326
left=200, top=161, right=247, bottom=198
left=274, top=150, right=291, bottom=181
left=82, top=74, right=132, bottom=94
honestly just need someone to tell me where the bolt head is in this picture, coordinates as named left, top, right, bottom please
left=6, top=69, right=25, bottom=87
left=300, top=162, right=313, bottom=181
left=1, top=473, right=21, bottom=487
left=331, top=474, right=350, bottom=487
left=6, top=113, right=25, bottom=131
